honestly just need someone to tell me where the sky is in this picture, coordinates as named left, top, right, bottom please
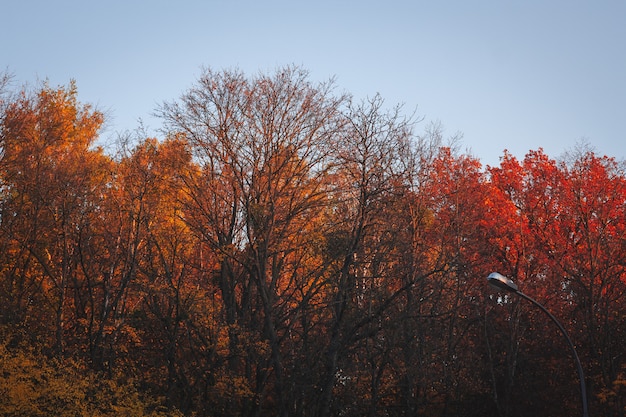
left=2, top=0, right=625, bottom=167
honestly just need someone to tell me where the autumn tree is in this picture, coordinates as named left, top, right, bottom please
left=484, top=148, right=626, bottom=416
left=0, top=81, right=109, bottom=357
left=548, top=150, right=626, bottom=416
left=483, top=150, right=578, bottom=416
left=119, top=136, right=218, bottom=413
left=311, top=94, right=445, bottom=417
left=417, top=148, right=492, bottom=415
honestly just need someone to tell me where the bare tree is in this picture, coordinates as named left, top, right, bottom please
left=158, top=66, right=347, bottom=417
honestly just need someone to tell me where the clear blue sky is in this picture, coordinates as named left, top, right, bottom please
left=2, top=0, right=625, bottom=167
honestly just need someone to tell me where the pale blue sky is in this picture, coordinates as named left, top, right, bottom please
left=2, top=0, right=625, bottom=166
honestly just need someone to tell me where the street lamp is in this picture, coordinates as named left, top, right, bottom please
left=487, top=272, right=589, bottom=417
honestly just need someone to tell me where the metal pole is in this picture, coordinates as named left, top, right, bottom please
left=487, top=273, right=589, bottom=416
left=514, top=290, right=589, bottom=417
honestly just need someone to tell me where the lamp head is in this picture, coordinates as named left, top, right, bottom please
left=487, top=272, right=519, bottom=293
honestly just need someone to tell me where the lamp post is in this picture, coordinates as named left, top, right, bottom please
left=487, top=272, right=589, bottom=417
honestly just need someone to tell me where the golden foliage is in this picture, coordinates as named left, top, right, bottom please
left=0, top=343, right=182, bottom=417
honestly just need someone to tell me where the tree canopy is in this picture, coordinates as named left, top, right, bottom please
left=0, top=68, right=624, bottom=417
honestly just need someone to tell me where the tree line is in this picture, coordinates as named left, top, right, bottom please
left=0, top=67, right=624, bottom=417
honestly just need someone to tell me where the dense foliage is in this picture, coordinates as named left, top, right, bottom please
left=0, top=68, right=624, bottom=416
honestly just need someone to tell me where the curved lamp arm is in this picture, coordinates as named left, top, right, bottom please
left=487, top=272, right=589, bottom=417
